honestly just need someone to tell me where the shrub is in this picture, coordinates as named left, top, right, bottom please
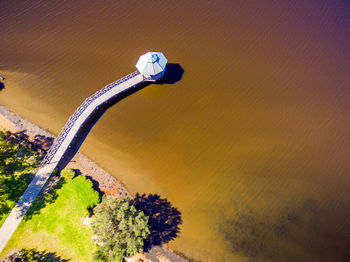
left=60, top=168, right=75, bottom=180
left=91, top=196, right=150, bottom=262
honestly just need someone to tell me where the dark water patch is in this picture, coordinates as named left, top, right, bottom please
left=220, top=199, right=350, bottom=262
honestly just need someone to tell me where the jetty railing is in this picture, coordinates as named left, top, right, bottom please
left=42, top=70, right=141, bottom=164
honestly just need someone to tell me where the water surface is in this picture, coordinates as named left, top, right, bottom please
left=1, top=1, right=350, bottom=261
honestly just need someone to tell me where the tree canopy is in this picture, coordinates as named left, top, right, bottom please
left=91, top=196, right=150, bottom=262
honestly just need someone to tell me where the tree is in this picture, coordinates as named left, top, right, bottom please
left=91, top=196, right=150, bottom=262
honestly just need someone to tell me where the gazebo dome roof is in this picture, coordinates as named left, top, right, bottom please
left=136, top=52, right=167, bottom=76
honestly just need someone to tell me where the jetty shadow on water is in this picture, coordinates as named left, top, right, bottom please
left=57, top=63, right=184, bottom=171
left=56, top=80, right=151, bottom=170
left=132, top=193, right=182, bottom=251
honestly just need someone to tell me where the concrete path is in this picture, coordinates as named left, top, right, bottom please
left=0, top=163, right=56, bottom=251
left=0, top=71, right=144, bottom=253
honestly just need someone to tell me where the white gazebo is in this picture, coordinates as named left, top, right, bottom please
left=136, top=52, right=167, bottom=82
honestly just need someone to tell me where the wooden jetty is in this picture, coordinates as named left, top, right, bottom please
left=0, top=50, right=168, bottom=252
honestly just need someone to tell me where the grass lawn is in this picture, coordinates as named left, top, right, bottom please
left=0, top=171, right=100, bottom=261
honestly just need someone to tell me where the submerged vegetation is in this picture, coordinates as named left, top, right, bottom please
left=0, top=130, right=40, bottom=226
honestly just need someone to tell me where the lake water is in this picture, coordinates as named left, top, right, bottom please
left=1, top=1, right=350, bottom=261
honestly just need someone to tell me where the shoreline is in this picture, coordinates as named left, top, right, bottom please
left=0, top=104, right=130, bottom=199
left=0, top=104, right=188, bottom=262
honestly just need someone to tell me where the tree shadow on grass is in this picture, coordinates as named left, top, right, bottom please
left=5, top=172, right=35, bottom=202
left=132, top=193, right=182, bottom=251
left=5, top=248, right=70, bottom=262
left=3, top=130, right=48, bottom=160
left=23, top=175, right=66, bottom=221
left=33, top=134, right=54, bottom=152
left=2, top=131, right=40, bottom=173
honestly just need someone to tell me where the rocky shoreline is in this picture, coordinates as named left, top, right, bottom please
left=0, top=104, right=188, bottom=262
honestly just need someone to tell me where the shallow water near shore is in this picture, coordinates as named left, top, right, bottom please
left=1, top=1, right=350, bottom=261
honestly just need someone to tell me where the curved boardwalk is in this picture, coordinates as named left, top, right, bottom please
left=0, top=71, right=144, bottom=252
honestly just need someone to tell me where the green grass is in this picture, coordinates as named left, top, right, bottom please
left=0, top=132, right=101, bottom=261
left=0, top=172, right=100, bottom=261
left=0, top=131, right=40, bottom=226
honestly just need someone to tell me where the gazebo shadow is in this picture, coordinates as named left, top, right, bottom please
left=157, top=63, right=184, bottom=85
left=132, top=193, right=182, bottom=251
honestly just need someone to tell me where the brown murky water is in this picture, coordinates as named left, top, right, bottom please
left=1, top=1, right=350, bottom=261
